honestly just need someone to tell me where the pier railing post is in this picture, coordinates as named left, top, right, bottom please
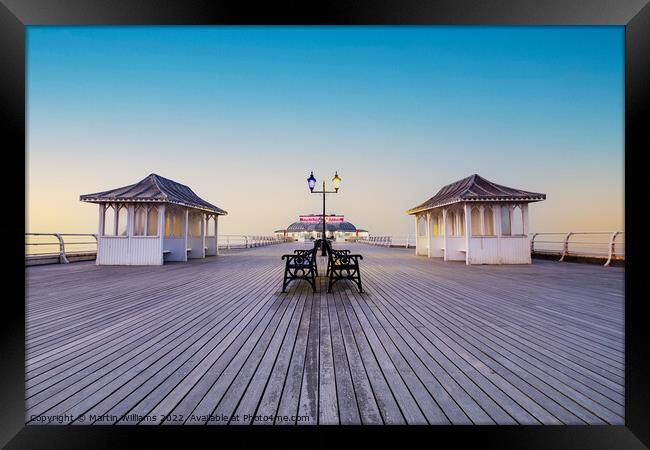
left=405, top=234, right=409, bottom=248
left=559, top=232, right=573, bottom=262
left=604, top=231, right=620, bottom=267
left=55, top=233, right=69, bottom=264
left=530, top=233, right=539, bottom=254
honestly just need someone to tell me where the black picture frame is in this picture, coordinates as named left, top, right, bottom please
left=1, top=0, right=647, bottom=447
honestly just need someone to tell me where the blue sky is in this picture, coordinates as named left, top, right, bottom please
left=27, top=26, right=624, bottom=234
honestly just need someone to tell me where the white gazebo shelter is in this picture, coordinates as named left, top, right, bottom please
left=406, top=174, right=545, bottom=265
left=80, top=174, right=227, bottom=265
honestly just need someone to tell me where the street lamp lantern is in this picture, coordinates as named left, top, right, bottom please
left=332, top=171, right=341, bottom=192
left=307, top=171, right=317, bottom=192
left=307, top=170, right=341, bottom=256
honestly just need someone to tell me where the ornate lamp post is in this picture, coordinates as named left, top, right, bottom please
left=307, top=171, right=341, bottom=256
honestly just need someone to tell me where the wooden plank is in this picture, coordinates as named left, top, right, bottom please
left=376, top=266, right=624, bottom=407
left=27, top=266, right=267, bottom=395
left=343, top=290, right=443, bottom=424
left=317, top=284, right=339, bottom=425
left=232, top=289, right=306, bottom=425
left=116, top=280, right=283, bottom=424
left=296, top=281, right=320, bottom=425
left=37, top=270, right=279, bottom=422
left=252, top=290, right=310, bottom=424
left=337, top=290, right=406, bottom=424
left=274, top=293, right=313, bottom=424
left=330, top=288, right=382, bottom=424
left=163, top=289, right=295, bottom=424
left=352, top=290, right=473, bottom=424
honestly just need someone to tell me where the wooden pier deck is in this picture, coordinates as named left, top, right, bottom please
left=25, top=243, right=625, bottom=425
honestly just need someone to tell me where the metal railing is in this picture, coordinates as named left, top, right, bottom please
left=26, top=231, right=625, bottom=266
left=358, top=235, right=415, bottom=248
left=25, top=233, right=98, bottom=264
left=26, top=233, right=288, bottom=265
left=530, top=232, right=624, bottom=266
left=217, top=235, right=289, bottom=249
left=359, top=231, right=625, bottom=266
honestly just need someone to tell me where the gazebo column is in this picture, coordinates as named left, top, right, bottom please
left=522, top=203, right=529, bottom=235
left=157, top=204, right=166, bottom=265
left=127, top=204, right=135, bottom=237
left=464, top=203, right=471, bottom=265
left=442, top=208, right=449, bottom=261
left=187, top=212, right=205, bottom=259
left=426, top=212, right=432, bottom=258
left=215, top=215, right=220, bottom=256
left=494, top=203, right=503, bottom=264
left=201, top=213, right=206, bottom=258
left=202, top=215, right=208, bottom=255
left=98, top=203, right=105, bottom=236
left=204, top=214, right=217, bottom=256
left=522, top=203, right=531, bottom=263
left=126, top=204, right=135, bottom=265
left=414, top=214, right=420, bottom=255
left=96, top=204, right=105, bottom=266
left=112, top=204, right=119, bottom=235
left=508, top=205, right=514, bottom=232
left=143, top=206, right=149, bottom=236
left=182, top=208, right=189, bottom=262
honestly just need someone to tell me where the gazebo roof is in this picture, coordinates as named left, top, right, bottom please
left=406, top=174, right=545, bottom=215
left=80, top=173, right=227, bottom=215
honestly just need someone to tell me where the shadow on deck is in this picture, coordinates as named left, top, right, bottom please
left=25, top=243, right=624, bottom=425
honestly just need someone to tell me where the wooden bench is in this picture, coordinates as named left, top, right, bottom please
left=281, top=240, right=321, bottom=293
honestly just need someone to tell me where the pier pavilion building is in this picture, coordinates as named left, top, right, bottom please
left=406, top=174, right=545, bottom=265
left=274, top=214, right=369, bottom=241
left=80, top=174, right=227, bottom=265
